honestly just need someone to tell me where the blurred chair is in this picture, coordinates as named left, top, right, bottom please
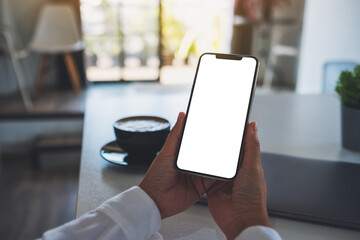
left=323, top=61, right=357, bottom=94
left=29, top=3, right=84, bottom=96
left=263, top=27, right=301, bottom=90
left=0, top=24, right=33, bottom=110
left=263, top=44, right=299, bottom=89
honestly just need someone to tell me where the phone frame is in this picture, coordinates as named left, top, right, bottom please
left=174, top=52, right=260, bottom=180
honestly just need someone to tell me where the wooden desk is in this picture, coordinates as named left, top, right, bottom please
left=77, top=83, right=360, bottom=239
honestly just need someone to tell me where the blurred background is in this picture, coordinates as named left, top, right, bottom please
left=0, top=0, right=359, bottom=239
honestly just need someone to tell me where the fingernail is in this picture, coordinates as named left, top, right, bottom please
left=253, top=122, right=258, bottom=137
left=177, top=112, right=183, bottom=122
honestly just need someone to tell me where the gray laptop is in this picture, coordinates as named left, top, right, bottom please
left=262, top=152, right=360, bottom=230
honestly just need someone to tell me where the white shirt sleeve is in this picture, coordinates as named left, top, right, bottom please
left=236, top=226, right=282, bottom=240
left=41, top=186, right=162, bottom=240
left=41, top=186, right=282, bottom=240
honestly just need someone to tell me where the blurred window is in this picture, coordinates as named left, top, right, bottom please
left=80, top=0, right=233, bottom=83
left=81, top=0, right=160, bottom=82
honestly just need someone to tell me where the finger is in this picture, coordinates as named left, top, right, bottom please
left=201, top=177, right=218, bottom=192
left=206, top=181, right=233, bottom=198
left=161, top=112, right=186, bottom=153
left=240, top=121, right=261, bottom=170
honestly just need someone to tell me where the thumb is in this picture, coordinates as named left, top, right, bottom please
left=161, top=112, right=186, bottom=153
left=240, top=122, right=261, bottom=171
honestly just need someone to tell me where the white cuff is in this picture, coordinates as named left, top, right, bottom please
left=236, top=226, right=282, bottom=240
left=97, top=186, right=161, bottom=240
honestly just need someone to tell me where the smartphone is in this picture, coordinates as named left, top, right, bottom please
left=175, top=53, right=259, bottom=180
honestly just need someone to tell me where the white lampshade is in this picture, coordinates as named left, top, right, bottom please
left=30, top=4, right=84, bottom=53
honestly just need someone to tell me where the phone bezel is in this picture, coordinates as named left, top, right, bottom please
left=174, top=52, right=260, bottom=180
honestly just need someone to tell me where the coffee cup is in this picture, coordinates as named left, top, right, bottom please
left=113, top=116, right=170, bottom=162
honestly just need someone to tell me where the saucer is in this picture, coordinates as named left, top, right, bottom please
left=100, top=140, right=155, bottom=166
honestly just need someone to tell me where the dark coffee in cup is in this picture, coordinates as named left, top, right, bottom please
left=114, top=119, right=170, bottom=132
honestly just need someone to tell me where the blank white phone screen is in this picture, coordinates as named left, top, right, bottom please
left=176, top=54, right=257, bottom=179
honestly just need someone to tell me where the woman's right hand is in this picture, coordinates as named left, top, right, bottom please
left=206, top=122, right=270, bottom=240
